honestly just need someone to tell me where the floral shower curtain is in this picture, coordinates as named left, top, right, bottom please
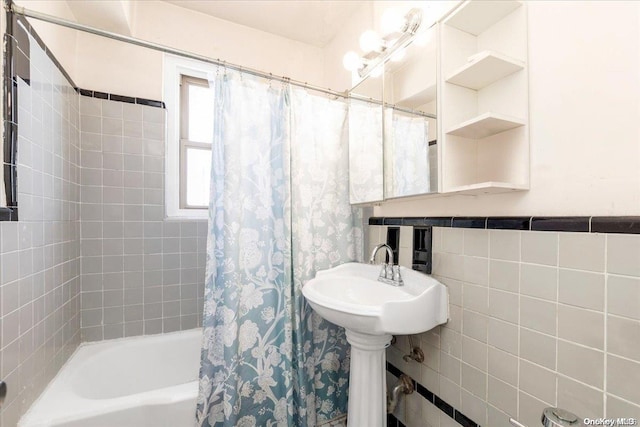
left=196, top=73, right=362, bottom=427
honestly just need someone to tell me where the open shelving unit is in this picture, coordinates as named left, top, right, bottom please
left=445, top=112, right=525, bottom=139
left=439, top=0, right=529, bottom=195
left=445, top=51, right=524, bottom=90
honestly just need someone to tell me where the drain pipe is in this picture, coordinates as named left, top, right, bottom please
left=387, top=374, right=414, bottom=413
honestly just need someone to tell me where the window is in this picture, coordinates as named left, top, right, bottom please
left=180, top=76, right=213, bottom=209
left=164, top=54, right=217, bottom=218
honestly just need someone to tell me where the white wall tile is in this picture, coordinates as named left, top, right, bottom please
left=607, top=234, right=640, bottom=277
left=489, top=230, right=520, bottom=261
left=521, top=231, right=558, bottom=266
left=559, top=233, right=605, bottom=272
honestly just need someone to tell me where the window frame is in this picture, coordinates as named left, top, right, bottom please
left=163, top=54, right=216, bottom=219
left=179, top=75, right=213, bottom=210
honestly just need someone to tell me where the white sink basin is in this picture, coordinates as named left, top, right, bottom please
left=302, top=262, right=448, bottom=335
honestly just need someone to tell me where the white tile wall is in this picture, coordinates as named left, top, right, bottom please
left=78, top=97, right=206, bottom=341
left=371, top=225, right=640, bottom=427
left=0, top=36, right=81, bottom=426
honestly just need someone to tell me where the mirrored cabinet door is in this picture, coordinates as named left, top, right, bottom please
left=383, top=24, right=439, bottom=199
left=348, top=77, right=384, bottom=204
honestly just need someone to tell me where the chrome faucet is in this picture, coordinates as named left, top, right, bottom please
left=369, top=243, right=404, bottom=286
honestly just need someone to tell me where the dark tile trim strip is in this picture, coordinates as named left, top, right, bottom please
left=487, top=216, right=530, bottom=230
left=17, top=11, right=165, bottom=109
left=387, top=362, right=480, bottom=427
left=402, top=217, right=431, bottom=226
left=387, top=363, right=403, bottom=378
left=3, top=7, right=18, bottom=220
left=452, top=217, right=486, bottom=229
left=78, top=89, right=166, bottom=109
left=388, top=414, right=406, bottom=427
left=370, top=217, right=384, bottom=225
left=369, top=216, right=640, bottom=235
left=455, top=410, right=479, bottom=427
left=434, top=395, right=454, bottom=418
left=531, top=216, right=590, bottom=232
left=416, top=383, right=433, bottom=402
left=591, top=216, right=640, bottom=234
left=0, top=207, right=14, bottom=221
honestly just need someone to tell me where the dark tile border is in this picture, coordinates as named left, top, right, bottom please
left=531, top=216, right=590, bottom=232
left=387, top=413, right=406, bottom=427
left=369, top=216, right=640, bottom=235
left=592, top=216, right=640, bottom=234
left=15, top=14, right=165, bottom=109
left=487, top=216, right=530, bottom=230
left=387, top=362, right=480, bottom=427
left=2, top=10, right=21, bottom=220
left=0, top=206, right=14, bottom=220
left=452, top=217, right=486, bottom=229
left=78, top=89, right=166, bottom=109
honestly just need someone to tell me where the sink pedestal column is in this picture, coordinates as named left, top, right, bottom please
left=345, top=330, right=393, bottom=427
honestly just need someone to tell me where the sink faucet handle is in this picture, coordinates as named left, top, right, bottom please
left=386, top=264, right=394, bottom=279
left=392, top=265, right=403, bottom=284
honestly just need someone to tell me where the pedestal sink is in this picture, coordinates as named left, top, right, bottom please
left=302, top=262, right=448, bottom=427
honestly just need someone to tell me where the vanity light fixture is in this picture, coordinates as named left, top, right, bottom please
left=343, top=8, right=423, bottom=79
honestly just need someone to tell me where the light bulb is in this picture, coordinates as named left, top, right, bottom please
left=381, top=8, right=406, bottom=34
left=390, top=49, right=406, bottom=62
left=343, top=51, right=363, bottom=72
left=359, top=30, right=382, bottom=53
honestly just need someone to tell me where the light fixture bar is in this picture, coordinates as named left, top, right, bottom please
left=357, top=8, right=423, bottom=79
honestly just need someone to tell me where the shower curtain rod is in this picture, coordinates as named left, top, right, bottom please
left=350, top=93, right=437, bottom=119
left=9, top=3, right=347, bottom=99
left=9, top=3, right=437, bottom=120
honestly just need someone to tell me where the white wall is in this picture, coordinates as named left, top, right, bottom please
left=13, top=0, right=78, bottom=78
left=17, top=0, right=324, bottom=100
left=376, top=1, right=640, bottom=216
left=12, top=1, right=640, bottom=216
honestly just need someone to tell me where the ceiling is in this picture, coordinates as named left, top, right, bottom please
left=163, top=0, right=365, bottom=47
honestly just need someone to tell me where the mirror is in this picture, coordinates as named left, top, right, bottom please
left=347, top=20, right=439, bottom=204
left=348, top=75, right=384, bottom=204
left=383, top=24, right=438, bottom=199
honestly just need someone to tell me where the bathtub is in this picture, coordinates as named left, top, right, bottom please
left=19, top=329, right=202, bottom=427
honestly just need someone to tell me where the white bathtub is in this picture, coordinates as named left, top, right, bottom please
left=19, top=329, right=202, bottom=427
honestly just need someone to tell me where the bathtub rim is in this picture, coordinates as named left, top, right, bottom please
left=18, top=328, right=203, bottom=427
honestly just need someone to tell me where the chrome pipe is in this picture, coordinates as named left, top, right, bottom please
left=349, top=93, right=437, bottom=120
left=387, top=374, right=413, bottom=414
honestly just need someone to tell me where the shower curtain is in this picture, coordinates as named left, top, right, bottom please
left=196, top=73, right=362, bottom=427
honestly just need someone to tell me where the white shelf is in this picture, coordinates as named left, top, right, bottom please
left=446, top=112, right=525, bottom=139
left=448, top=181, right=528, bottom=195
left=445, top=0, right=522, bottom=36
left=446, top=51, right=525, bottom=90
left=395, top=83, right=437, bottom=109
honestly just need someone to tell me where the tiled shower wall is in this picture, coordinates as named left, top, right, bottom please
left=78, top=96, right=206, bottom=341
left=370, top=225, right=640, bottom=427
left=0, top=35, right=81, bottom=426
